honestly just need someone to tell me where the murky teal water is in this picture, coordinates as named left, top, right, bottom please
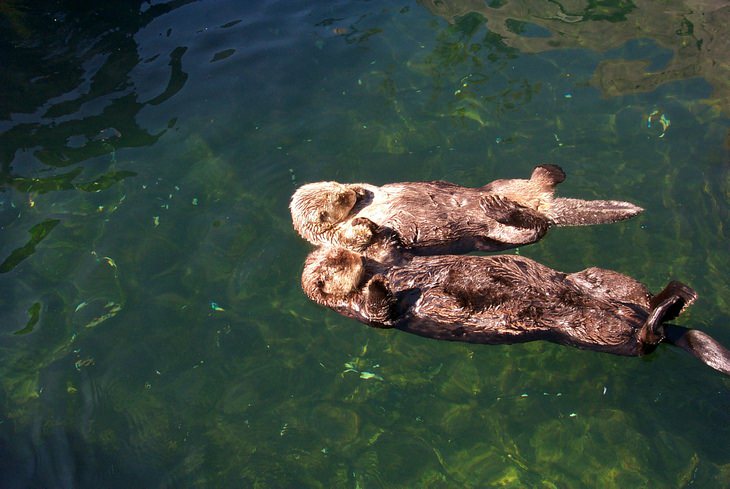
left=1, top=1, right=729, bottom=487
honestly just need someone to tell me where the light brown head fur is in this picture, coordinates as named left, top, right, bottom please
left=301, top=247, right=365, bottom=304
left=290, top=182, right=358, bottom=244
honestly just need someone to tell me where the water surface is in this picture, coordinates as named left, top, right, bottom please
left=1, top=1, right=729, bottom=487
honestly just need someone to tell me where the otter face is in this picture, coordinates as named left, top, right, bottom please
left=302, top=247, right=365, bottom=303
left=290, top=182, right=358, bottom=243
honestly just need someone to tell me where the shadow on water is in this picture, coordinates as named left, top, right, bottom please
left=0, top=0, right=729, bottom=487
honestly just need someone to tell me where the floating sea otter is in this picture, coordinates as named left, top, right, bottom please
left=301, top=247, right=730, bottom=376
left=290, top=165, right=643, bottom=258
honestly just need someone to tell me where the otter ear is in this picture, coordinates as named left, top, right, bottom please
left=364, top=275, right=396, bottom=327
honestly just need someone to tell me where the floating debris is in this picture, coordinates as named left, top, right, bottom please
left=93, top=127, right=122, bottom=142
left=647, top=109, right=670, bottom=137
left=210, top=302, right=225, bottom=312
left=153, top=216, right=160, bottom=227
left=74, top=357, right=95, bottom=370
left=497, top=390, right=563, bottom=401
left=359, top=371, right=383, bottom=381
left=342, top=346, right=383, bottom=380
left=84, top=302, right=122, bottom=328
left=103, top=256, right=118, bottom=271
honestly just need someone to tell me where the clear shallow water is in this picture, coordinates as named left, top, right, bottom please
left=1, top=0, right=729, bottom=487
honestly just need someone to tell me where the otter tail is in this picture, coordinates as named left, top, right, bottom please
left=547, top=197, right=644, bottom=226
left=664, top=325, right=730, bottom=376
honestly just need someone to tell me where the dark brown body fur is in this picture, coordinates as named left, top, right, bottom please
left=302, top=248, right=730, bottom=374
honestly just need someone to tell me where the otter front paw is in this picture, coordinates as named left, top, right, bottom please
left=339, top=217, right=377, bottom=251
left=364, top=275, right=396, bottom=327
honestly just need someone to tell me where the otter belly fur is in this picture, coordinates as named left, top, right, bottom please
left=290, top=165, right=643, bottom=258
left=301, top=247, right=730, bottom=375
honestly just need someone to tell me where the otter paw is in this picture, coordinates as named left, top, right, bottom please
left=364, top=275, right=395, bottom=327
left=340, top=218, right=377, bottom=251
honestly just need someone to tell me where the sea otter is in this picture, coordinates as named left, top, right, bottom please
left=301, top=247, right=730, bottom=376
left=290, top=165, right=643, bottom=258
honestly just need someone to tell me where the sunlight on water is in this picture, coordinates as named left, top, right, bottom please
left=1, top=0, right=729, bottom=487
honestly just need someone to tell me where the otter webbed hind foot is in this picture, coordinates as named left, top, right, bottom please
left=639, top=281, right=698, bottom=346
left=530, top=164, right=566, bottom=188
left=649, top=280, right=697, bottom=321
left=478, top=195, right=549, bottom=245
left=664, top=325, right=730, bottom=376
left=548, top=198, right=644, bottom=226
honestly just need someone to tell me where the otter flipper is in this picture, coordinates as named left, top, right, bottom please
left=478, top=195, right=549, bottom=244
left=530, top=164, right=566, bottom=188
left=664, top=325, right=730, bottom=376
left=547, top=197, right=644, bottom=226
left=639, top=281, right=698, bottom=345
left=648, top=280, right=697, bottom=320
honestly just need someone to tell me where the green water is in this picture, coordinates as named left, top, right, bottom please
left=1, top=1, right=729, bottom=487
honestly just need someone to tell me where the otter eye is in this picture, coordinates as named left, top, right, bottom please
left=316, top=279, right=325, bottom=289
left=319, top=210, right=329, bottom=222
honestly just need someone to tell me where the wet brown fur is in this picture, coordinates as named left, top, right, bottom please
left=290, top=165, right=643, bottom=259
left=302, top=247, right=702, bottom=357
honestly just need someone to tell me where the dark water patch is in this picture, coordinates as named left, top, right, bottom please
left=12, top=302, right=41, bottom=336
left=604, top=38, right=675, bottom=72
left=0, top=219, right=60, bottom=273
left=505, top=18, right=552, bottom=38
left=210, top=48, right=235, bottom=62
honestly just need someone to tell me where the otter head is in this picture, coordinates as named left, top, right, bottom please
left=302, top=247, right=365, bottom=304
left=290, top=182, right=359, bottom=244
